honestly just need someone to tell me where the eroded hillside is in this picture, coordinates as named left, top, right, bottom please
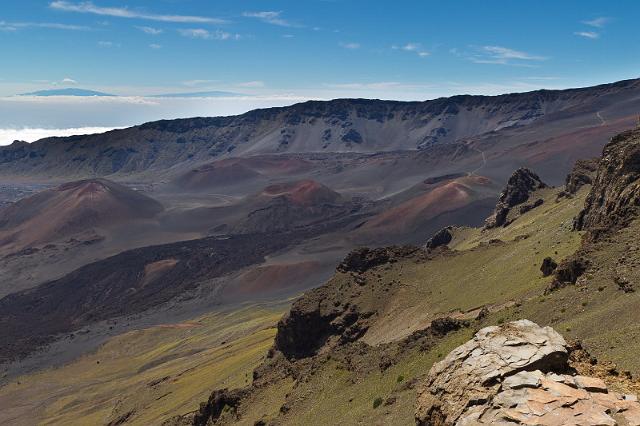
left=170, top=127, right=640, bottom=425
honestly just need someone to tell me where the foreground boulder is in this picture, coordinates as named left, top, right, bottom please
left=485, top=168, right=547, bottom=228
left=415, top=320, right=640, bottom=425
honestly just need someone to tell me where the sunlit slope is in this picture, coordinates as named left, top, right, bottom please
left=186, top=186, right=590, bottom=425
left=0, top=303, right=287, bottom=426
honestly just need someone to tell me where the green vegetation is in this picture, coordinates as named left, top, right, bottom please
left=512, top=215, right=640, bottom=374
left=251, top=329, right=475, bottom=426
left=221, top=186, right=598, bottom=425
left=0, top=302, right=289, bottom=425
left=372, top=397, right=383, bottom=409
left=361, top=187, right=585, bottom=346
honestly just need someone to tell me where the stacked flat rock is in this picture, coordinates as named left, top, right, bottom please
left=415, top=320, right=640, bottom=425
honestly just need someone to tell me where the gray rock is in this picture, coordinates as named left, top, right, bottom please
left=503, top=370, right=544, bottom=389
left=485, top=168, right=547, bottom=229
left=415, top=320, right=640, bottom=425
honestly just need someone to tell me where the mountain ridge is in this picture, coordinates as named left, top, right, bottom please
left=2, top=78, right=639, bottom=180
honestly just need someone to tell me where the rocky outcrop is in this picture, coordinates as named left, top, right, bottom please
left=192, top=388, right=248, bottom=426
left=415, top=320, right=640, bottom=425
left=540, top=257, right=558, bottom=277
left=575, top=129, right=640, bottom=236
left=272, top=245, right=421, bottom=361
left=565, top=158, right=599, bottom=194
left=518, top=198, right=544, bottom=215
left=545, top=256, right=590, bottom=293
left=425, top=227, right=453, bottom=250
left=416, top=320, right=568, bottom=425
left=485, top=168, right=547, bottom=229
left=274, top=298, right=373, bottom=360
left=337, top=246, right=419, bottom=274
left=554, top=257, right=589, bottom=284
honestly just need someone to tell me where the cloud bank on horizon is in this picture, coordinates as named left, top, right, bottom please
left=0, top=127, right=119, bottom=146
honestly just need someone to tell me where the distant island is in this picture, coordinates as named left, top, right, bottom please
left=19, top=88, right=115, bottom=97
left=17, top=89, right=245, bottom=98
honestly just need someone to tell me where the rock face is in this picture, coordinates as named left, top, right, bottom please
left=485, top=168, right=547, bottom=228
left=415, top=320, right=640, bottom=425
left=337, top=246, right=418, bottom=274
left=519, top=198, right=544, bottom=215
left=565, top=158, right=599, bottom=194
left=540, top=257, right=558, bottom=277
left=543, top=255, right=590, bottom=294
left=575, top=129, right=640, bottom=236
left=553, top=257, right=589, bottom=285
left=274, top=299, right=372, bottom=360
left=425, top=226, right=453, bottom=250
left=192, top=388, right=248, bottom=426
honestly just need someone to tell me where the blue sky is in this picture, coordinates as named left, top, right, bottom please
left=0, top=1, right=638, bottom=142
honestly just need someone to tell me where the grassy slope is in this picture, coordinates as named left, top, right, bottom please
left=362, top=186, right=585, bottom=345
left=0, top=303, right=288, bottom=426
left=218, top=328, right=474, bottom=426
left=215, top=186, right=589, bottom=425
left=500, top=217, right=640, bottom=375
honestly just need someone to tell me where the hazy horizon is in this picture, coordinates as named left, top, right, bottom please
left=2, top=74, right=638, bottom=145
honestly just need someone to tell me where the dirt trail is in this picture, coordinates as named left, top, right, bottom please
left=468, top=147, right=487, bottom=176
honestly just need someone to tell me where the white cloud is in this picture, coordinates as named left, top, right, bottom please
left=323, top=81, right=433, bottom=91
left=574, top=17, right=610, bottom=40
left=401, top=43, right=420, bottom=51
left=136, top=26, right=162, bottom=35
left=0, top=20, right=90, bottom=31
left=61, top=77, right=77, bottom=84
left=523, top=76, right=560, bottom=81
left=50, top=1, right=227, bottom=24
left=242, top=11, right=298, bottom=27
left=182, top=79, right=218, bottom=87
left=460, top=45, right=547, bottom=66
left=482, top=46, right=546, bottom=61
left=339, top=42, right=360, bottom=49
left=98, top=40, right=119, bottom=47
left=236, top=81, right=265, bottom=88
left=0, top=127, right=120, bottom=145
left=149, top=43, right=162, bottom=49
left=575, top=31, right=599, bottom=39
left=0, top=95, right=311, bottom=138
left=583, top=17, right=611, bottom=28
left=178, top=28, right=240, bottom=40
left=392, top=42, right=430, bottom=57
